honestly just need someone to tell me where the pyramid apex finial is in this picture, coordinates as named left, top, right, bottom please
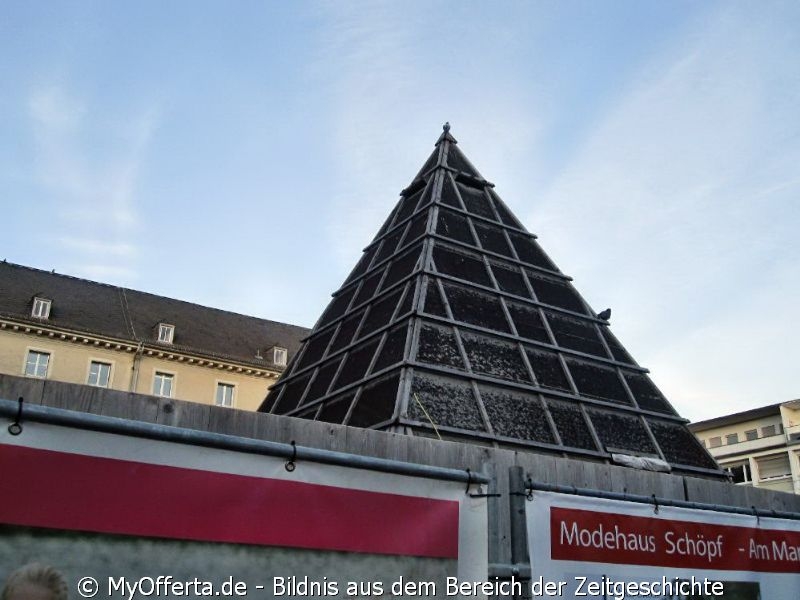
left=436, top=122, right=457, bottom=145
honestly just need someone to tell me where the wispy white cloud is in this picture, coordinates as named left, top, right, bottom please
left=303, top=1, right=800, bottom=422
left=28, top=85, right=160, bottom=283
left=57, top=236, right=139, bottom=258
left=534, top=4, right=800, bottom=420
left=29, top=87, right=86, bottom=130
left=309, top=1, right=543, bottom=272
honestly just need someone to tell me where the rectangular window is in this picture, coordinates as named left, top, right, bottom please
left=273, top=347, right=288, bottom=367
left=726, top=462, right=751, bottom=484
left=216, top=383, right=235, bottom=407
left=756, top=454, right=791, bottom=480
left=762, top=425, right=776, bottom=437
left=153, top=372, right=174, bottom=397
left=709, top=436, right=722, bottom=448
left=87, top=361, right=112, bottom=387
left=726, top=433, right=739, bottom=445
left=32, top=297, right=51, bottom=319
left=157, top=323, right=174, bottom=344
left=745, top=429, right=758, bottom=441
left=24, top=350, right=50, bottom=378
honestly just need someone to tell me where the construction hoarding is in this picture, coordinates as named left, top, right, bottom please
left=527, top=490, right=800, bottom=599
left=0, top=420, right=487, bottom=599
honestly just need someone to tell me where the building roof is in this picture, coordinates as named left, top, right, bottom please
left=689, top=403, right=784, bottom=432
left=0, top=261, right=310, bottom=369
left=259, top=125, right=723, bottom=477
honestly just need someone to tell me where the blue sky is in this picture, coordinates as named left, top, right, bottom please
left=2, top=1, right=798, bottom=421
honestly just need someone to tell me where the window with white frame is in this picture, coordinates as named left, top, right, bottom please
left=215, top=383, right=235, bottom=407
left=24, top=350, right=50, bottom=378
left=756, top=454, right=791, bottom=480
left=153, top=372, right=174, bottom=397
left=87, top=361, right=112, bottom=387
left=31, top=297, right=51, bottom=319
left=726, top=462, right=752, bottom=484
left=157, top=323, right=174, bottom=344
left=273, top=346, right=288, bottom=367
left=745, top=429, right=758, bottom=441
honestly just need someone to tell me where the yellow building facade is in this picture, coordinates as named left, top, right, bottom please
left=0, top=262, right=309, bottom=411
left=690, top=401, right=800, bottom=495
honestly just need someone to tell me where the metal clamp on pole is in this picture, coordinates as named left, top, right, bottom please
left=509, top=476, right=536, bottom=500
left=465, top=468, right=501, bottom=498
left=285, top=440, right=297, bottom=472
left=7, top=397, right=23, bottom=436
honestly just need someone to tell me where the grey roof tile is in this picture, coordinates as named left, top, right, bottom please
left=0, top=262, right=309, bottom=368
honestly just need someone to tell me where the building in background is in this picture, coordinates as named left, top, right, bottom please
left=690, top=401, right=800, bottom=494
left=0, top=261, right=309, bottom=411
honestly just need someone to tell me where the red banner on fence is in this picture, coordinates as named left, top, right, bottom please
left=551, top=506, right=800, bottom=573
left=0, top=443, right=459, bottom=558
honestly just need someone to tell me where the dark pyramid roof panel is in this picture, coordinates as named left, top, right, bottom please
left=526, top=348, right=572, bottom=391
left=490, top=260, right=532, bottom=298
left=436, top=208, right=477, bottom=245
left=489, top=189, right=524, bottom=229
left=422, top=278, right=448, bottom=318
left=648, top=419, right=719, bottom=469
left=480, top=386, right=556, bottom=444
left=412, top=146, right=441, bottom=182
left=417, top=322, right=466, bottom=371
left=260, top=125, right=723, bottom=478
left=440, top=175, right=464, bottom=208
left=445, top=143, right=483, bottom=178
left=588, top=408, right=657, bottom=455
left=457, top=181, right=497, bottom=221
left=317, top=392, right=355, bottom=424
left=348, top=372, right=401, bottom=428
left=409, top=371, right=487, bottom=432
left=546, top=399, right=598, bottom=451
left=507, top=302, right=550, bottom=343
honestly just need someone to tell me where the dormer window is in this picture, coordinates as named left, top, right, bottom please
left=32, top=297, right=51, bottom=319
left=157, top=323, right=175, bottom=344
left=273, top=346, right=287, bottom=366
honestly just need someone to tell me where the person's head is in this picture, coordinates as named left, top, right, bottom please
left=1, top=564, right=67, bottom=600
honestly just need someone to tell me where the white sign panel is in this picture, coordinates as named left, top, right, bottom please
left=527, top=490, right=799, bottom=599
left=1, top=421, right=487, bottom=599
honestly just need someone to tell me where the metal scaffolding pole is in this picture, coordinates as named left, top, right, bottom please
left=0, top=397, right=489, bottom=486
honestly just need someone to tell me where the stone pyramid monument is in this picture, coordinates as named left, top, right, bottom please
left=260, top=124, right=721, bottom=477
